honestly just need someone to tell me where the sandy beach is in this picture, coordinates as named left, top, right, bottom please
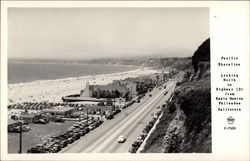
left=8, top=68, right=158, bottom=104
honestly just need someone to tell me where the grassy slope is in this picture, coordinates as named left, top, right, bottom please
left=143, top=77, right=211, bottom=153
left=143, top=108, right=177, bottom=153
left=176, top=78, right=211, bottom=153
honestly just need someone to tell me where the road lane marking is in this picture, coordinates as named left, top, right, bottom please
left=79, top=87, right=169, bottom=153
left=62, top=81, right=177, bottom=153
left=88, top=84, right=175, bottom=152
left=104, top=83, right=176, bottom=152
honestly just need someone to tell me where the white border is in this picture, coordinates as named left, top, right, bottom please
left=1, top=1, right=249, bottom=161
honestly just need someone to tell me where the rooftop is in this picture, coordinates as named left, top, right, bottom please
left=90, top=84, right=129, bottom=93
left=19, top=112, right=37, bottom=118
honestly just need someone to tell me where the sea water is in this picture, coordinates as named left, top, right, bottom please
left=8, top=62, right=139, bottom=84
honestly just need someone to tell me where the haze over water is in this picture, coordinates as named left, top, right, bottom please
left=8, top=62, right=139, bottom=84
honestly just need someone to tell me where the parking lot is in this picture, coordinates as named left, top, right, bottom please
left=8, top=121, right=76, bottom=153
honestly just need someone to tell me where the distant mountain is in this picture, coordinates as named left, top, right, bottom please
left=9, top=56, right=191, bottom=69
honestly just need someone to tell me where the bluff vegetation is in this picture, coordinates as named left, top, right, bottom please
left=143, top=38, right=211, bottom=153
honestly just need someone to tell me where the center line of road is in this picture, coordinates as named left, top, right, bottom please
left=101, top=83, right=176, bottom=153
left=78, top=86, right=168, bottom=153
left=89, top=84, right=174, bottom=152
left=61, top=81, right=178, bottom=153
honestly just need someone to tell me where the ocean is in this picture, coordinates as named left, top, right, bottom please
left=8, top=62, right=139, bottom=84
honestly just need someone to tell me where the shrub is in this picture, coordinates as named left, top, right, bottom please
left=169, top=103, right=176, bottom=114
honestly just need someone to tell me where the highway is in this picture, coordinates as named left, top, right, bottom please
left=60, top=75, right=182, bottom=153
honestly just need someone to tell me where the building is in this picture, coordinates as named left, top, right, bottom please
left=125, top=83, right=137, bottom=98
left=42, top=106, right=75, bottom=117
left=80, top=82, right=92, bottom=97
left=19, top=113, right=39, bottom=123
left=89, top=84, right=130, bottom=100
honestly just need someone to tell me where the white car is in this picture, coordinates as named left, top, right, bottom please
left=117, top=135, right=126, bottom=143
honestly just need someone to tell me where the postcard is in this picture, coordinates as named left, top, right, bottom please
left=1, top=1, right=249, bottom=161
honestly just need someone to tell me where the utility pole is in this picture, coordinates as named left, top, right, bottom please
left=19, top=122, right=23, bottom=153
left=131, top=85, right=132, bottom=99
left=86, top=108, right=88, bottom=127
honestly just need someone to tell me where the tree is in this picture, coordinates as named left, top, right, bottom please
left=115, top=90, right=120, bottom=98
left=102, top=90, right=106, bottom=98
left=92, top=90, right=98, bottom=98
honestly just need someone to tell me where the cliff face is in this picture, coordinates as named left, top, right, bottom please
left=191, top=38, right=210, bottom=80
left=192, top=38, right=210, bottom=73
left=161, top=38, right=211, bottom=153
left=161, top=80, right=211, bottom=153
left=143, top=38, right=211, bottom=153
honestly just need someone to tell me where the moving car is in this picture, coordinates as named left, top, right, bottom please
left=117, top=135, right=126, bottom=143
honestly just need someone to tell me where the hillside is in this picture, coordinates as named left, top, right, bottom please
left=9, top=56, right=191, bottom=69
left=142, top=38, right=211, bottom=153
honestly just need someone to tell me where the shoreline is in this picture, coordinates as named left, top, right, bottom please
left=8, top=68, right=158, bottom=105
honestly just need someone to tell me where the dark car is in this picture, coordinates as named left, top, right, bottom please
left=142, top=127, right=150, bottom=133
left=132, top=141, right=140, bottom=148
left=116, top=109, right=121, bottom=113
left=60, top=140, right=68, bottom=148
left=67, top=137, right=74, bottom=144
left=79, top=130, right=85, bottom=136
left=27, top=147, right=39, bottom=153
left=54, top=117, right=65, bottom=123
left=89, top=125, right=95, bottom=130
left=73, top=133, right=81, bottom=140
left=105, top=114, right=114, bottom=119
left=51, top=144, right=61, bottom=153
left=128, top=146, right=137, bottom=153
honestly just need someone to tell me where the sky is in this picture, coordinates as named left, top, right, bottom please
left=8, top=8, right=209, bottom=60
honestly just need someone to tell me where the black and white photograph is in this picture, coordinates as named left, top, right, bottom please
left=1, top=1, right=249, bottom=161
left=6, top=7, right=211, bottom=154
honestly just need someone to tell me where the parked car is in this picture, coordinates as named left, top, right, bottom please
left=54, top=117, right=65, bottom=123
left=89, top=125, right=95, bottom=131
left=22, top=125, right=31, bottom=132
left=128, top=146, right=137, bottom=153
left=131, top=141, right=140, bottom=150
left=67, top=137, right=74, bottom=144
left=34, top=119, right=47, bottom=124
left=105, top=114, right=114, bottom=119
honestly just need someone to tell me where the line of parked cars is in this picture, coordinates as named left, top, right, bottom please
left=27, top=117, right=103, bottom=153
left=122, top=100, right=136, bottom=109
left=128, top=108, right=163, bottom=153
left=8, top=124, right=31, bottom=133
left=105, top=108, right=122, bottom=120
left=8, top=102, right=90, bottom=111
